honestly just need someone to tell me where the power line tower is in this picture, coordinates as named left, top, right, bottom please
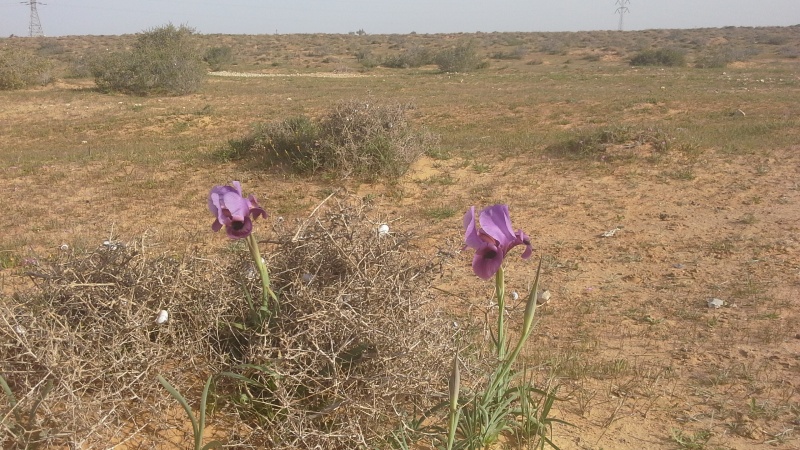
left=615, top=0, right=630, bottom=32
left=22, top=0, right=45, bottom=37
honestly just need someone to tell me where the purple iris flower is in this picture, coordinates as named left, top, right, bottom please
left=463, top=204, right=533, bottom=280
left=208, top=181, right=267, bottom=239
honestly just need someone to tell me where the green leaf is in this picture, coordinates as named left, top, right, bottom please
left=197, top=375, right=214, bottom=447
left=157, top=375, right=200, bottom=445
left=26, top=379, right=53, bottom=430
left=0, top=374, right=22, bottom=425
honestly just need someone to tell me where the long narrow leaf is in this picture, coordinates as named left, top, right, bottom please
left=0, top=374, right=22, bottom=424
left=156, top=375, right=199, bottom=444
left=26, top=379, right=52, bottom=430
left=198, top=375, right=213, bottom=446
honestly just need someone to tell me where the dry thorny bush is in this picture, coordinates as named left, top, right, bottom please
left=317, top=99, right=438, bottom=180
left=0, top=196, right=464, bottom=449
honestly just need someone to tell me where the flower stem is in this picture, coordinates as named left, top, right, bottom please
left=495, top=266, right=506, bottom=359
left=486, top=258, right=542, bottom=396
left=246, top=234, right=278, bottom=315
left=446, top=352, right=461, bottom=450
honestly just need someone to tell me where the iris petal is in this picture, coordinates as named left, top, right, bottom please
left=478, top=205, right=517, bottom=249
left=463, top=206, right=485, bottom=250
left=472, top=244, right=503, bottom=280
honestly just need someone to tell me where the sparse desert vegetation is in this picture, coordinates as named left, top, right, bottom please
left=1, top=25, right=800, bottom=449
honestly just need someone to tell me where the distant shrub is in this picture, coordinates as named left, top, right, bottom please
left=630, top=48, right=686, bottom=67
left=354, top=48, right=379, bottom=68
left=490, top=46, right=527, bottom=60
left=37, top=40, right=67, bottom=57
left=226, top=100, right=438, bottom=180
left=0, top=48, right=53, bottom=90
left=695, top=52, right=731, bottom=69
left=381, top=46, right=433, bottom=68
left=695, top=45, right=760, bottom=68
left=757, top=33, right=789, bottom=45
left=91, top=24, right=206, bottom=96
left=203, top=46, right=234, bottom=71
left=539, top=39, right=566, bottom=55
left=65, top=55, right=97, bottom=78
left=434, top=42, right=487, bottom=73
left=778, top=45, right=800, bottom=59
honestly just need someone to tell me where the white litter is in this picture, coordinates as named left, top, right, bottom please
left=378, top=224, right=390, bottom=236
left=601, top=227, right=621, bottom=238
left=156, top=310, right=169, bottom=324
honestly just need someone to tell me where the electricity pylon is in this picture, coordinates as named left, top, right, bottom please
left=615, top=0, right=630, bottom=32
left=22, top=0, right=45, bottom=37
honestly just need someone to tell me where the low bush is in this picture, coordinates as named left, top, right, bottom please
left=204, top=46, right=234, bottom=71
left=0, top=48, right=53, bottom=90
left=381, top=46, right=433, bottom=68
left=91, top=24, right=206, bottom=96
left=491, top=46, right=527, bottom=60
left=630, top=48, right=686, bottom=67
left=546, top=125, right=671, bottom=161
left=434, top=41, right=487, bottom=72
left=227, top=116, right=321, bottom=172
left=354, top=48, right=380, bottom=68
left=695, top=45, right=761, bottom=68
left=226, top=99, right=438, bottom=180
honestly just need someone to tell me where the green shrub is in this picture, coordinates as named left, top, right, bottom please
left=381, top=46, right=433, bottom=68
left=695, top=45, right=760, bottom=68
left=226, top=100, right=438, bottom=180
left=227, top=116, right=321, bottom=171
left=490, top=46, right=527, bottom=60
left=91, top=24, right=206, bottom=96
left=434, top=41, right=487, bottom=73
left=0, top=48, right=53, bottom=90
left=546, top=125, right=670, bottom=161
left=630, top=48, right=686, bottom=67
left=354, top=48, right=380, bottom=68
left=539, top=39, right=566, bottom=55
left=203, top=46, right=234, bottom=71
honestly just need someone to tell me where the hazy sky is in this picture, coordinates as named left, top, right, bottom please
left=1, top=0, right=799, bottom=37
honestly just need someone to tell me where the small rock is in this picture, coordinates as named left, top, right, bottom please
left=537, top=290, right=552, bottom=306
left=377, top=223, right=390, bottom=237
left=707, top=298, right=724, bottom=309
